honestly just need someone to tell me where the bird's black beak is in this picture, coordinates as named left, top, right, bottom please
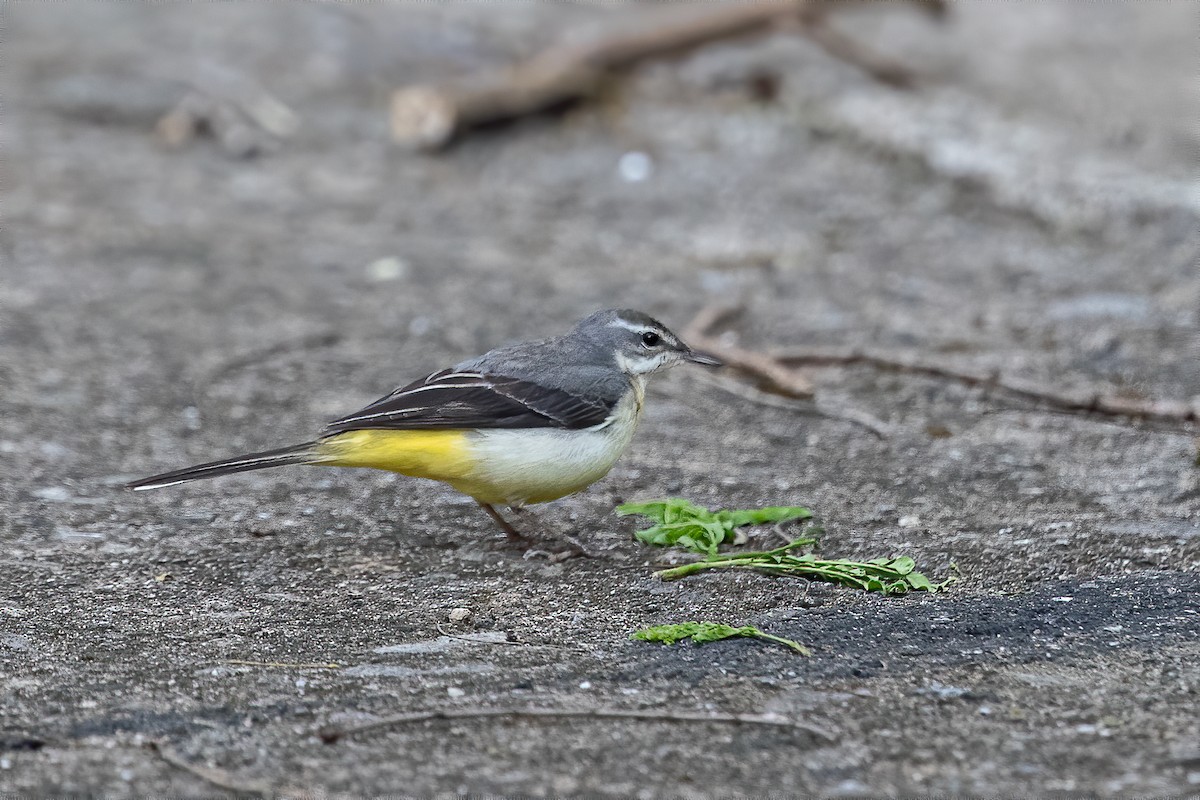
left=684, top=348, right=722, bottom=367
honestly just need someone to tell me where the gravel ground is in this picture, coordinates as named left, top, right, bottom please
left=3, top=2, right=1198, bottom=796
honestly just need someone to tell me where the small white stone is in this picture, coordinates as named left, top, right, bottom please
left=578, top=681, right=592, bottom=690
left=618, top=151, right=652, bottom=183
left=447, top=686, right=465, bottom=698
left=448, top=607, right=471, bottom=623
left=898, top=515, right=921, bottom=528
left=366, top=256, right=408, bottom=282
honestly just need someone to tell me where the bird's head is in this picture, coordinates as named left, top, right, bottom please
left=573, top=309, right=722, bottom=376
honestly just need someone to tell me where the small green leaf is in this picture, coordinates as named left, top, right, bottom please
left=632, top=621, right=810, bottom=656
left=722, top=506, right=812, bottom=528
left=906, top=572, right=933, bottom=591
left=625, top=498, right=955, bottom=595
left=620, top=499, right=813, bottom=555
left=632, top=622, right=742, bottom=646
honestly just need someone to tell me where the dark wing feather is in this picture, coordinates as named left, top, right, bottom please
left=321, top=369, right=616, bottom=436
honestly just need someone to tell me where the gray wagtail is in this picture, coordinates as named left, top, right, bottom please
left=127, top=309, right=721, bottom=539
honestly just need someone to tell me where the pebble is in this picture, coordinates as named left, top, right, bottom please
left=366, top=256, right=408, bottom=282
left=618, top=151, right=652, bottom=183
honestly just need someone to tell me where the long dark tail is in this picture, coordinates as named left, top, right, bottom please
left=125, top=442, right=319, bottom=491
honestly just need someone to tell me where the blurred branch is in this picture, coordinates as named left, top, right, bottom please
left=157, top=86, right=298, bottom=158
left=391, top=1, right=942, bottom=150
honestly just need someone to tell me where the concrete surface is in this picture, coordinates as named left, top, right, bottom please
left=2, top=2, right=1197, bottom=796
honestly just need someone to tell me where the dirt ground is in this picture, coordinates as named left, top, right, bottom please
left=3, top=3, right=1198, bottom=797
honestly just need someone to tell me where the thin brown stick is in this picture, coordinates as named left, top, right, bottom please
left=813, top=397, right=894, bottom=440
left=433, top=622, right=583, bottom=651
left=688, top=307, right=818, bottom=400
left=695, top=371, right=891, bottom=439
left=797, top=14, right=915, bottom=88
left=685, top=306, right=815, bottom=400
left=773, top=347, right=1199, bottom=427
left=147, top=741, right=273, bottom=798
left=390, top=1, right=937, bottom=150
left=319, top=706, right=833, bottom=745
left=686, top=305, right=1197, bottom=430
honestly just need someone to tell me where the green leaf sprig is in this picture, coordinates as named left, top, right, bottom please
left=618, top=499, right=812, bottom=555
left=632, top=621, right=811, bottom=656
left=654, top=537, right=956, bottom=595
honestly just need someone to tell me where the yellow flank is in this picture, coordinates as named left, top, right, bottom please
left=311, top=395, right=639, bottom=507
left=316, top=429, right=476, bottom=484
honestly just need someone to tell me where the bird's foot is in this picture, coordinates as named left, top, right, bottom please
left=476, top=501, right=600, bottom=560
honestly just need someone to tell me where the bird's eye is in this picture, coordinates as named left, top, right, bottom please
left=641, top=331, right=661, bottom=347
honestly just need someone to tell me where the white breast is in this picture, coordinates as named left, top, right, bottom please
left=463, top=382, right=644, bottom=506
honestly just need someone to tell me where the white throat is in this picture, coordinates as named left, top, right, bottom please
left=615, top=350, right=668, bottom=377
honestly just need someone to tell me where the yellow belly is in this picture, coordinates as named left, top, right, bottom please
left=316, top=429, right=476, bottom=484
left=314, top=428, right=608, bottom=506
left=313, top=398, right=640, bottom=507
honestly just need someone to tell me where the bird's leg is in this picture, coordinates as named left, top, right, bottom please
left=475, top=500, right=529, bottom=543
left=508, top=505, right=598, bottom=560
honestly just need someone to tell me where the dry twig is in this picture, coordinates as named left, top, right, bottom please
left=157, top=86, right=298, bottom=158
left=772, top=347, right=1199, bottom=428
left=685, top=305, right=815, bottom=400
left=391, top=1, right=941, bottom=150
left=433, top=623, right=584, bottom=651
left=795, top=8, right=917, bottom=88
left=686, top=304, right=1197, bottom=430
left=695, top=371, right=891, bottom=439
left=147, top=741, right=273, bottom=798
left=319, top=706, right=833, bottom=744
